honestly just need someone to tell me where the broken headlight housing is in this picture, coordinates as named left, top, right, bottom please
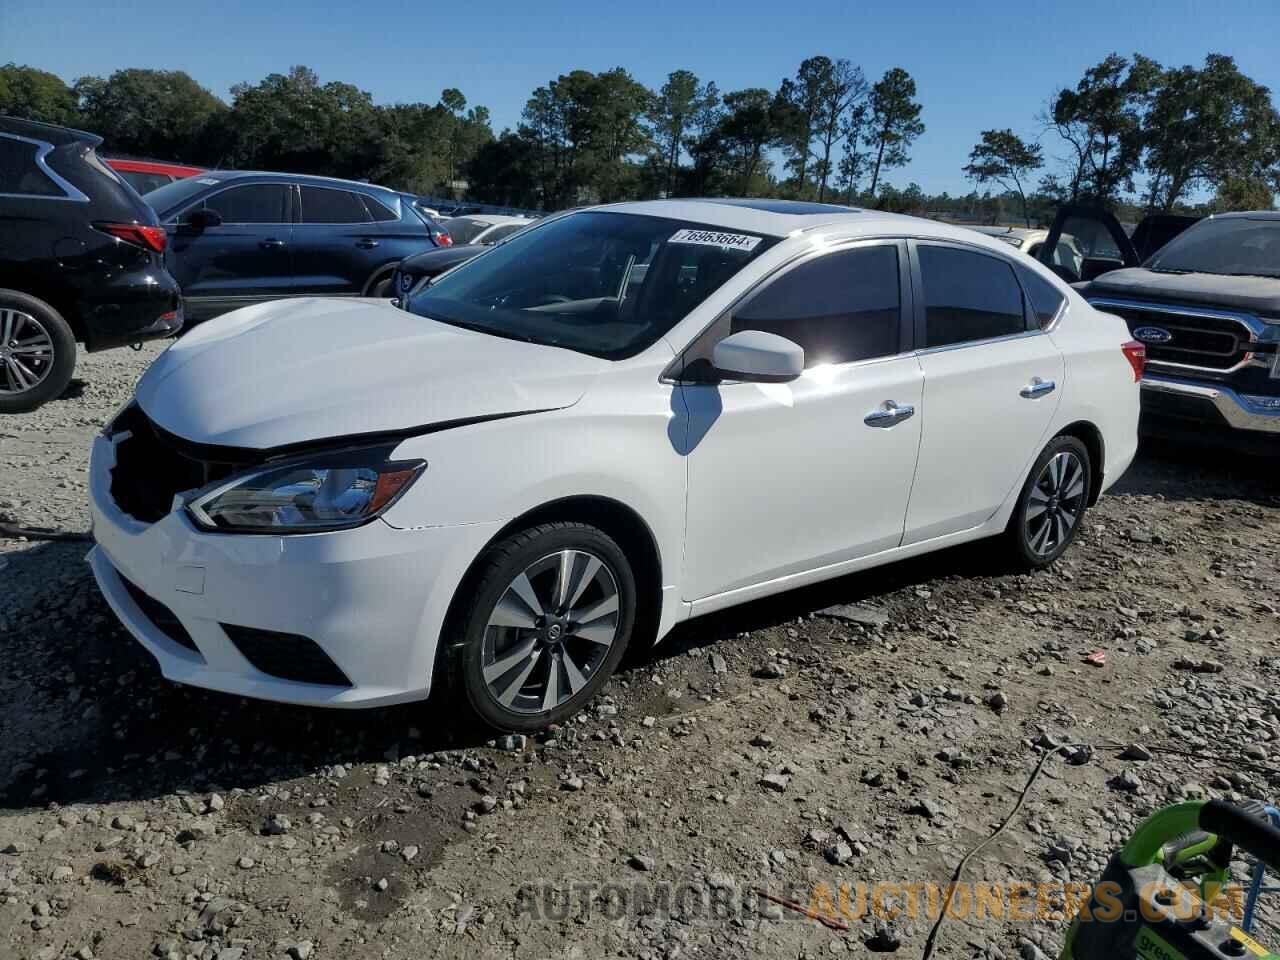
left=187, top=445, right=425, bottom=533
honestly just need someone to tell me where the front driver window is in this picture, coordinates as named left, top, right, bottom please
left=199, top=184, right=289, bottom=224
left=730, top=245, right=902, bottom=368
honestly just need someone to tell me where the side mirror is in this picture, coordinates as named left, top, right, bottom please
left=712, top=330, right=804, bottom=383
left=185, top=208, right=223, bottom=232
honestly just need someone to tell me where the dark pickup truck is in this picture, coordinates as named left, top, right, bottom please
left=1036, top=207, right=1280, bottom=452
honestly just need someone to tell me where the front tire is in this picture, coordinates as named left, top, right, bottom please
left=0, top=291, right=76, bottom=414
left=455, top=522, right=637, bottom=732
left=1005, top=435, right=1092, bottom=569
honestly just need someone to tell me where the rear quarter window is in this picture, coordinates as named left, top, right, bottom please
left=0, top=136, right=63, bottom=197
left=1019, top=268, right=1067, bottom=329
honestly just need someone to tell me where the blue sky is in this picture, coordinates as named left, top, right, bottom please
left=4, top=0, right=1278, bottom=196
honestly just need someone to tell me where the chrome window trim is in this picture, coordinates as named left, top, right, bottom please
left=1089, top=297, right=1273, bottom=374
left=0, top=133, right=90, bottom=202
left=662, top=236, right=910, bottom=383
left=913, top=328, right=1045, bottom=358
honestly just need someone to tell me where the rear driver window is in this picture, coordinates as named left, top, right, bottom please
left=918, top=245, right=1025, bottom=348
left=731, top=245, right=901, bottom=367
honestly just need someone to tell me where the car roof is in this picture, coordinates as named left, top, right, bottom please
left=1207, top=210, right=1280, bottom=221
left=449, top=214, right=529, bottom=225
left=967, top=224, right=1044, bottom=238
left=589, top=199, right=1019, bottom=250
left=0, top=115, right=102, bottom=148
left=195, top=169, right=398, bottom=196
left=106, top=157, right=206, bottom=176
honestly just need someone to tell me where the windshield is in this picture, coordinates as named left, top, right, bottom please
left=143, top=174, right=221, bottom=215
left=1147, top=217, right=1280, bottom=278
left=444, top=217, right=491, bottom=244
left=406, top=211, right=778, bottom=359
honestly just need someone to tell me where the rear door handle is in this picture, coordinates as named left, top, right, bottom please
left=356, top=239, right=380, bottom=249
left=864, top=400, right=915, bottom=428
left=1020, top=378, right=1056, bottom=399
left=259, top=238, right=286, bottom=250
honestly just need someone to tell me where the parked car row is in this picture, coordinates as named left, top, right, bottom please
left=0, top=117, right=465, bottom=410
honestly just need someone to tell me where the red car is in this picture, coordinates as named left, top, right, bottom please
left=106, top=158, right=206, bottom=195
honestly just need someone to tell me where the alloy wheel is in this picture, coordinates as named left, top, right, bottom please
left=481, top=549, right=621, bottom=716
left=0, top=309, right=56, bottom=396
left=1025, top=450, right=1086, bottom=557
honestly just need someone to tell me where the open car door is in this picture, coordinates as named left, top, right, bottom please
left=1129, top=214, right=1200, bottom=261
left=1037, top=204, right=1140, bottom=284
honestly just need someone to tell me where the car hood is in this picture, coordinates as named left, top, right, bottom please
left=136, top=297, right=609, bottom=450
left=1081, top=268, right=1280, bottom=317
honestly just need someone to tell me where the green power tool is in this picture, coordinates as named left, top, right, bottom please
left=1062, top=800, right=1280, bottom=960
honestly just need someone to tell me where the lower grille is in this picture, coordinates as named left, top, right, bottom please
left=222, top=624, right=352, bottom=687
left=119, top=576, right=201, bottom=655
left=1099, top=303, right=1255, bottom=371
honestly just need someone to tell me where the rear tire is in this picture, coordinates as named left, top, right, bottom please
left=454, top=522, right=636, bottom=733
left=1005, top=435, right=1092, bottom=569
left=0, top=291, right=76, bottom=414
left=366, top=270, right=396, bottom=299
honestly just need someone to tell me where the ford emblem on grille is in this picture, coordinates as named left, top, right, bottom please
left=1132, top=326, right=1173, bottom=344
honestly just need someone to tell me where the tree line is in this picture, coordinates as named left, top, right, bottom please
left=963, top=52, right=1280, bottom=224
left=2, top=52, right=1276, bottom=218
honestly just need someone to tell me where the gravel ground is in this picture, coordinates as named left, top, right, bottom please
left=1, top=343, right=1278, bottom=960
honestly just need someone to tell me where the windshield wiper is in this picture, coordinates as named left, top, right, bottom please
left=1220, top=271, right=1279, bottom=279
left=425, top=315, right=538, bottom=345
left=1148, top=267, right=1192, bottom=274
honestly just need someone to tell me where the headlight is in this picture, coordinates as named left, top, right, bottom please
left=187, top=446, right=425, bottom=533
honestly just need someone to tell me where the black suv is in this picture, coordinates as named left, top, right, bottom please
left=0, top=117, right=182, bottom=413
left=1036, top=206, right=1280, bottom=452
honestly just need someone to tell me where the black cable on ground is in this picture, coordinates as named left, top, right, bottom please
left=919, top=745, right=1062, bottom=960
left=918, top=740, right=1279, bottom=959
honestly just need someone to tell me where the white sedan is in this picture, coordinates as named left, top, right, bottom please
left=441, top=213, right=532, bottom=246
left=88, top=199, right=1142, bottom=730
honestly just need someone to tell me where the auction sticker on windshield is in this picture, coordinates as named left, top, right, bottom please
left=668, top=229, right=762, bottom=252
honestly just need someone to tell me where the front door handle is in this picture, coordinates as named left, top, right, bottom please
left=356, top=238, right=380, bottom=249
left=259, top=238, right=286, bottom=250
left=1020, top=378, right=1056, bottom=399
left=864, top=400, right=916, bottom=428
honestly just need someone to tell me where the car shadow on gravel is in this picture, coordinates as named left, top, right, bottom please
left=1112, top=441, right=1278, bottom=505
left=0, top=532, right=1008, bottom=812
left=0, top=541, right=497, bottom=812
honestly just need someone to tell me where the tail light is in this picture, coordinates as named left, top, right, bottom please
left=436, top=231, right=453, bottom=247
left=96, top=222, right=168, bottom=254
left=1121, top=340, right=1146, bottom=382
